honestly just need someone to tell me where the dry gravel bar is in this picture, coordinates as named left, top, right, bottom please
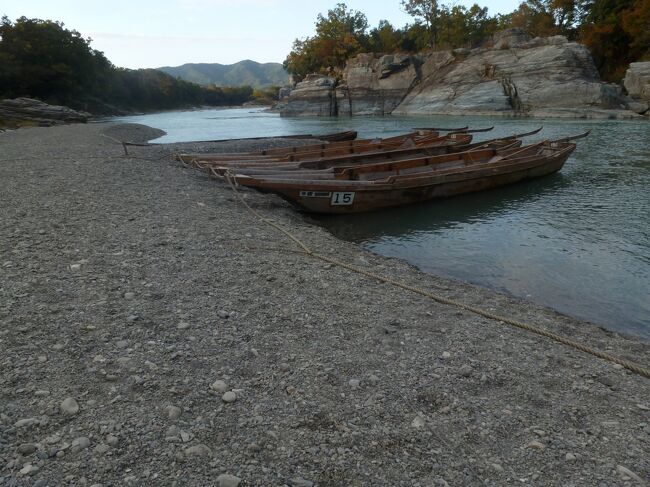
left=1, top=122, right=649, bottom=487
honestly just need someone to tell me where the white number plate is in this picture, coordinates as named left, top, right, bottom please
left=330, top=192, right=355, bottom=206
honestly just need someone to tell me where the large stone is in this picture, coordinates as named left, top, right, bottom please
left=280, top=75, right=338, bottom=116
left=624, top=62, right=650, bottom=112
left=0, top=98, right=89, bottom=127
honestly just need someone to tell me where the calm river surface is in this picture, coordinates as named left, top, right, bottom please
left=113, top=107, right=650, bottom=339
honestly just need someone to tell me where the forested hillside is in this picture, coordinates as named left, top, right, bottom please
left=158, top=60, right=287, bottom=87
left=0, top=16, right=256, bottom=114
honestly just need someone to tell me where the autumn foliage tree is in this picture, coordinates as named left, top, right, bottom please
left=283, top=3, right=368, bottom=77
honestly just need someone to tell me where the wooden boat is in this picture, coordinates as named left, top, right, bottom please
left=415, top=126, right=494, bottom=134
left=229, top=133, right=588, bottom=214
left=180, top=132, right=473, bottom=167
left=193, top=127, right=542, bottom=176
left=178, top=131, right=436, bottom=164
left=205, top=139, right=521, bottom=178
left=204, top=129, right=358, bottom=144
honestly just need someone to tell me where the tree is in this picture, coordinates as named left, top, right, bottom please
left=579, top=0, right=636, bottom=80
left=367, top=20, right=403, bottom=53
left=621, top=0, right=650, bottom=60
left=401, top=0, right=441, bottom=48
left=0, top=16, right=113, bottom=102
left=284, top=3, right=369, bottom=76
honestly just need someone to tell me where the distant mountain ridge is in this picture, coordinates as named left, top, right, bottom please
left=157, top=60, right=287, bottom=88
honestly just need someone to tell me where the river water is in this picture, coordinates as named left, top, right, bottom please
left=113, top=107, right=650, bottom=339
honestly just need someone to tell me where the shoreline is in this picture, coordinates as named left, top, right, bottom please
left=1, top=122, right=649, bottom=485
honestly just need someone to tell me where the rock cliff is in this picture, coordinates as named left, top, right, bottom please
left=281, top=30, right=641, bottom=119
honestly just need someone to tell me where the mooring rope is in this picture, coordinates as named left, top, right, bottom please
left=222, top=170, right=650, bottom=380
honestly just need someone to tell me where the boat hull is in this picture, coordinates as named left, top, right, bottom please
left=250, top=151, right=571, bottom=214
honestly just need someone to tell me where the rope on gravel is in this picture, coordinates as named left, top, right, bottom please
left=223, top=170, right=650, bottom=380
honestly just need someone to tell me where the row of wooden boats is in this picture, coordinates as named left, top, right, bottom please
left=179, top=127, right=589, bottom=214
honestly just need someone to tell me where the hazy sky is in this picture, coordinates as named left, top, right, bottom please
left=4, top=0, right=521, bottom=68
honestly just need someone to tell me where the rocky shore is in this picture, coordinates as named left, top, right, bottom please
left=0, top=98, right=91, bottom=129
left=1, top=123, right=649, bottom=486
left=281, top=30, right=649, bottom=120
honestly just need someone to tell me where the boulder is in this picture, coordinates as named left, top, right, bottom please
left=280, top=75, right=338, bottom=116
left=623, top=62, right=650, bottom=114
left=0, top=98, right=89, bottom=127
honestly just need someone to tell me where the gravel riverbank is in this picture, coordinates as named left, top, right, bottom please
left=1, top=123, right=649, bottom=486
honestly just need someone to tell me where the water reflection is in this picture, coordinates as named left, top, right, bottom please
left=318, top=173, right=570, bottom=241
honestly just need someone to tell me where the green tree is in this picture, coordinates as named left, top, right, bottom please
left=0, top=16, right=112, bottom=103
left=401, top=0, right=441, bottom=48
left=367, top=20, right=403, bottom=53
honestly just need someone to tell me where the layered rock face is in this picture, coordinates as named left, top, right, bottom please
left=394, top=30, right=632, bottom=118
left=281, top=30, right=641, bottom=119
left=279, top=75, right=338, bottom=116
left=341, top=53, right=420, bottom=115
left=0, top=98, right=89, bottom=127
left=623, top=62, right=650, bottom=115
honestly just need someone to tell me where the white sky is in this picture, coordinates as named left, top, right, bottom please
left=3, top=0, right=522, bottom=68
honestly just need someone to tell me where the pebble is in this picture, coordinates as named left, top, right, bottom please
left=222, top=391, right=237, bottom=403
left=492, top=463, right=504, bottom=472
left=72, top=436, right=91, bottom=451
left=184, top=444, right=212, bottom=458
left=458, top=365, right=473, bottom=377
left=124, top=292, right=135, bottom=299
left=441, top=351, right=451, bottom=359
left=94, top=443, right=110, bottom=455
left=565, top=452, right=577, bottom=462
left=60, top=397, right=80, bottom=415
left=166, top=425, right=181, bottom=441
left=279, top=362, right=291, bottom=372
left=348, top=378, right=361, bottom=389
left=177, top=322, right=190, bottom=329
left=526, top=440, right=545, bottom=451
left=217, top=474, right=241, bottom=487
left=368, top=374, right=380, bottom=384
left=45, top=435, right=61, bottom=444
left=18, top=443, right=37, bottom=454
left=217, top=310, right=230, bottom=319
left=70, top=263, right=81, bottom=271
left=106, top=434, right=119, bottom=447
left=34, top=390, right=50, bottom=397
left=19, top=464, right=39, bottom=476
left=15, top=418, right=40, bottom=428
left=288, top=478, right=314, bottom=487
left=616, top=465, right=643, bottom=482
left=411, top=413, right=427, bottom=429
left=115, top=340, right=129, bottom=349
left=210, top=380, right=228, bottom=393
left=166, top=405, right=182, bottom=420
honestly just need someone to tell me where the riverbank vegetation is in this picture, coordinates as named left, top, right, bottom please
left=284, top=0, right=650, bottom=82
left=0, top=16, right=270, bottom=114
